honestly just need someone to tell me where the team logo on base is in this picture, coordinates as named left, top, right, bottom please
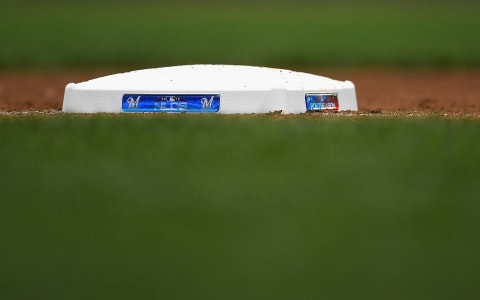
left=305, top=93, right=339, bottom=111
left=122, top=94, right=220, bottom=113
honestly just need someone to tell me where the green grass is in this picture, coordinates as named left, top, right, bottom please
left=1, top=114, right=479, bottom=299
left=1, top=1, right=480, bottom=69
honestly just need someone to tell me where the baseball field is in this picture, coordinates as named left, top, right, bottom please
left=1, top=1, right=480, bottom=299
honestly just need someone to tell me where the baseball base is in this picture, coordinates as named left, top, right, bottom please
left=62, top=65, right=357, bottom=114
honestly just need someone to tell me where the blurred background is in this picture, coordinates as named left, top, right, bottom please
left=1, top=1, right=480, bottom=300
left=1, top=0, right=479, bottom=70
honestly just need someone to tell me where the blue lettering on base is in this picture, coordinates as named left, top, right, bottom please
left=305, top=93, right=339, bottom=111
left=122, top=94, right=220, bottom=113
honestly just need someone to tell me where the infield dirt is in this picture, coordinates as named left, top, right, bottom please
left=1, top=69, right=479, bottom=115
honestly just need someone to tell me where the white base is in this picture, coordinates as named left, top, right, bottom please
left=62, top=65, right=357, bottom=113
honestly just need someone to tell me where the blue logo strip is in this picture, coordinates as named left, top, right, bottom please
left=122, top=94, right=220, bottom=113
left=305, top=93, right=339, bottom=111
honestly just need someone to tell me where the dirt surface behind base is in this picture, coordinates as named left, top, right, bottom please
left=0, top=69, right=479, bottom=114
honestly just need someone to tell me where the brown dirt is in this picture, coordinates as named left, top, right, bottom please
left=0, top=68, right=479, bottom=115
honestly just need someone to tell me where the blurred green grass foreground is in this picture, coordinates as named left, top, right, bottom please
left=1, top=0, right=480, bottom=69
left=1, top=115, right=480, bottom=299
